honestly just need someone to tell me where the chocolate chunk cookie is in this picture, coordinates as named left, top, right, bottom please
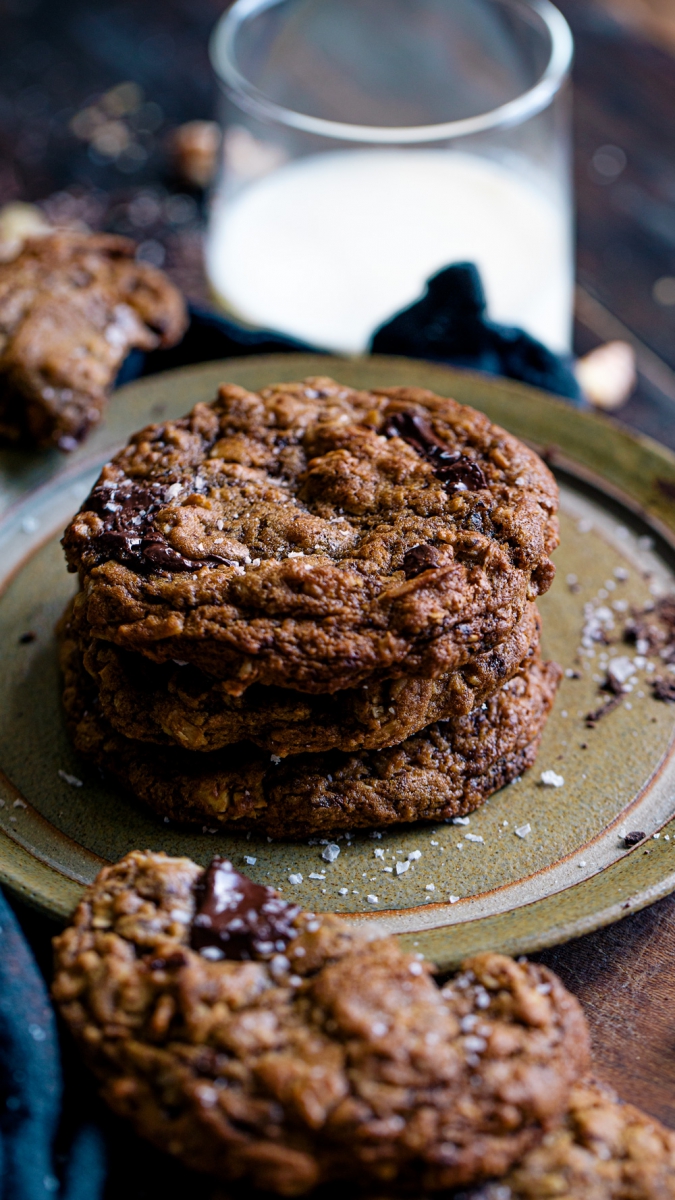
left=68, top=591, right=541, bottom=756
left=0, top=232, right=187, bottom=449
left=52, top=851, right=589, bottom=1194
left=471, top=1080, right=675, bottom=1199
left=59, top=624, right=560, bottom=834
left=62, top=378, right=559, bottom=694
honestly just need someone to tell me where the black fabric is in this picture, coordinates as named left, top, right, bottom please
left=371, top=264, right=582, bottom=402
left=0, top=889, right=106, bottom=1200
left=120, top=263, right=582, bottom=404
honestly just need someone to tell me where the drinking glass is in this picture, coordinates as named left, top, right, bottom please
left=207, top=0, right=574, bottom=355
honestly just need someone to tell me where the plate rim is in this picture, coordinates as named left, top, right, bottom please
left=3, top=351, right=675, bottom=968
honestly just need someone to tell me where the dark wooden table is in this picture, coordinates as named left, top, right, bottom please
left=3, top=0, right=675, bottom=1182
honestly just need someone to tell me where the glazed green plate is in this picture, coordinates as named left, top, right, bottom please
left=3, top=354, right=675, bottom=970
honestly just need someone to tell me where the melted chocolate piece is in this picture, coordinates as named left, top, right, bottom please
left=84, top=477, right=232, bottom=574
left=383, top=410, right=487, bottom=494
left=402, top=545, right=441, bottom=579
left=190, top=858, right=301, bottom=960
left=624, top=831, right=646, bottom=847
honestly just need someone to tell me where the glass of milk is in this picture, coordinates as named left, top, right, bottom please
left=207, top=0, right=574, bottom=355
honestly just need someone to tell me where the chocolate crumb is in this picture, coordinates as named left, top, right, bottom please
left=624, top=831, right=646, bottom=847
left=580, top=743, right=588, bottom=750
left=18, top=632, right=36, bottom=644
left=653, top=678, right=675, bottom=703
left=585, top=693, right=623, bottom=727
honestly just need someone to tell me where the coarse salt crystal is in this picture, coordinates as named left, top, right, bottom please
left=374, top=848, right=384, bottom=859
left=540, top=770, right=564, bottom=788
left=465, top=833, right=484, bottom=843
left=395, top=860, right=410, bottom=876
left=58, top=770, right=83, bottom=788
left=322, top=844, right=340, bottom=862
left=367, top=894, right=379, bottom=904
left=243, top=856, right=257, bottom=866
left=453, top=817, right=470, bottom=825
left=270, top=755, right=281, bottom=765
left=425, top=883, right=435, bottom=892
left=608, top=656, right=636, bottom=686
left=338, top=888, right=349, bottom=895
left=409, top=961, right=423, bottom=975
left=408, top=850, right=422, bottom=861
left=449, top=895, right=460, bottom=904
left=288, top=873, right=303, bottom=885
left=515, top=824, right=531, bottom=839
left=308, top=873, right=325, bottom=880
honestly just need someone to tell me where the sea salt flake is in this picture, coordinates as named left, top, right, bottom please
left=338, top=888, right=349, bottom=895
left=308, top=872, right=325, bottom=880
left=465, top=833, right=484, bottom=843
left=449, top=895, right=460, bottom=904
left=540, top=770, right=564, bottom=788
left=453, top=817, right=470, bottom=825
left=322, top=843, right=340, bottom=862
left=58, top=770, right=83, bottom=788
left=373, top=848, right=384, bottom=859
left=408, top=850, right=422, bottom=861
left=425, top=883, right=435, bottom=891
left=288, top=873, right=303, bottom=885
left=395, top=860, right=410, bottom=876
left=367, top=895, right=379, bottom=904
left=515, top=824, right=532, bottom=839
left=608, top=656, right=636, bottom=686
left=243, top=856, right=257, bottom=866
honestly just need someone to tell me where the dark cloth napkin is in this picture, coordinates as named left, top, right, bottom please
left=0, top=890, right=106, bottom=1200
left=0, top=260, right=580, bottom=1199
left=130, top=262, right=582, bottom=403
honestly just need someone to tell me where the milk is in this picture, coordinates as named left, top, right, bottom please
left=206, top=148, right=573, bottom=355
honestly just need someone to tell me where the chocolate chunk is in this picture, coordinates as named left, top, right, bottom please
left=384, top=409, right=487, bottom=494
left=653, top=678, right=675, bottom=703
left=624, top=831, right=646, bottom=847
left=82, top=478, right=232, bottom=575
left=402, top=544, right=441, bottom=579
left=190, top=858, right=300, bottom=961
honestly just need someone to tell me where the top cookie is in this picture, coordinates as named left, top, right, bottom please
left=0, top=232, right=187, bottom=449
left=63, top=378, right=559, bottom=694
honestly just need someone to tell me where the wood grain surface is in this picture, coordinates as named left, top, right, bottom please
left=539, top=892, right=675, bottom=1129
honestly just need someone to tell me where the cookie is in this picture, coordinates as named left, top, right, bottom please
left=59, top=624, right=560, bottom=834
left=62, top=378, right=559, bottom=694
left=52, top=851, right=589, bottom=1194
left=0, top=232, right=187, bottom=449
left=470, top=1080, right=675, bottom=1199
left=69, top=592, right=542, bottom=756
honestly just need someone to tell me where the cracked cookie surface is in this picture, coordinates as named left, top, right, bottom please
left=62, top=377, right=559, bottom=694
left=0, top=231, right=187, bottom=448
left=59, top=622, right=560, bottom=835
left=52, top=851, right=588, bottom=1195
left=68, top=592, right=542, bottom=757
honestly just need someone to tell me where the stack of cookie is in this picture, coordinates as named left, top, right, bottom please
left=60, top=376, right=561, bottom=836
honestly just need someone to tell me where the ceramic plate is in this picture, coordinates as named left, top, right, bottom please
left=3, top=354, right=675, bottom=969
